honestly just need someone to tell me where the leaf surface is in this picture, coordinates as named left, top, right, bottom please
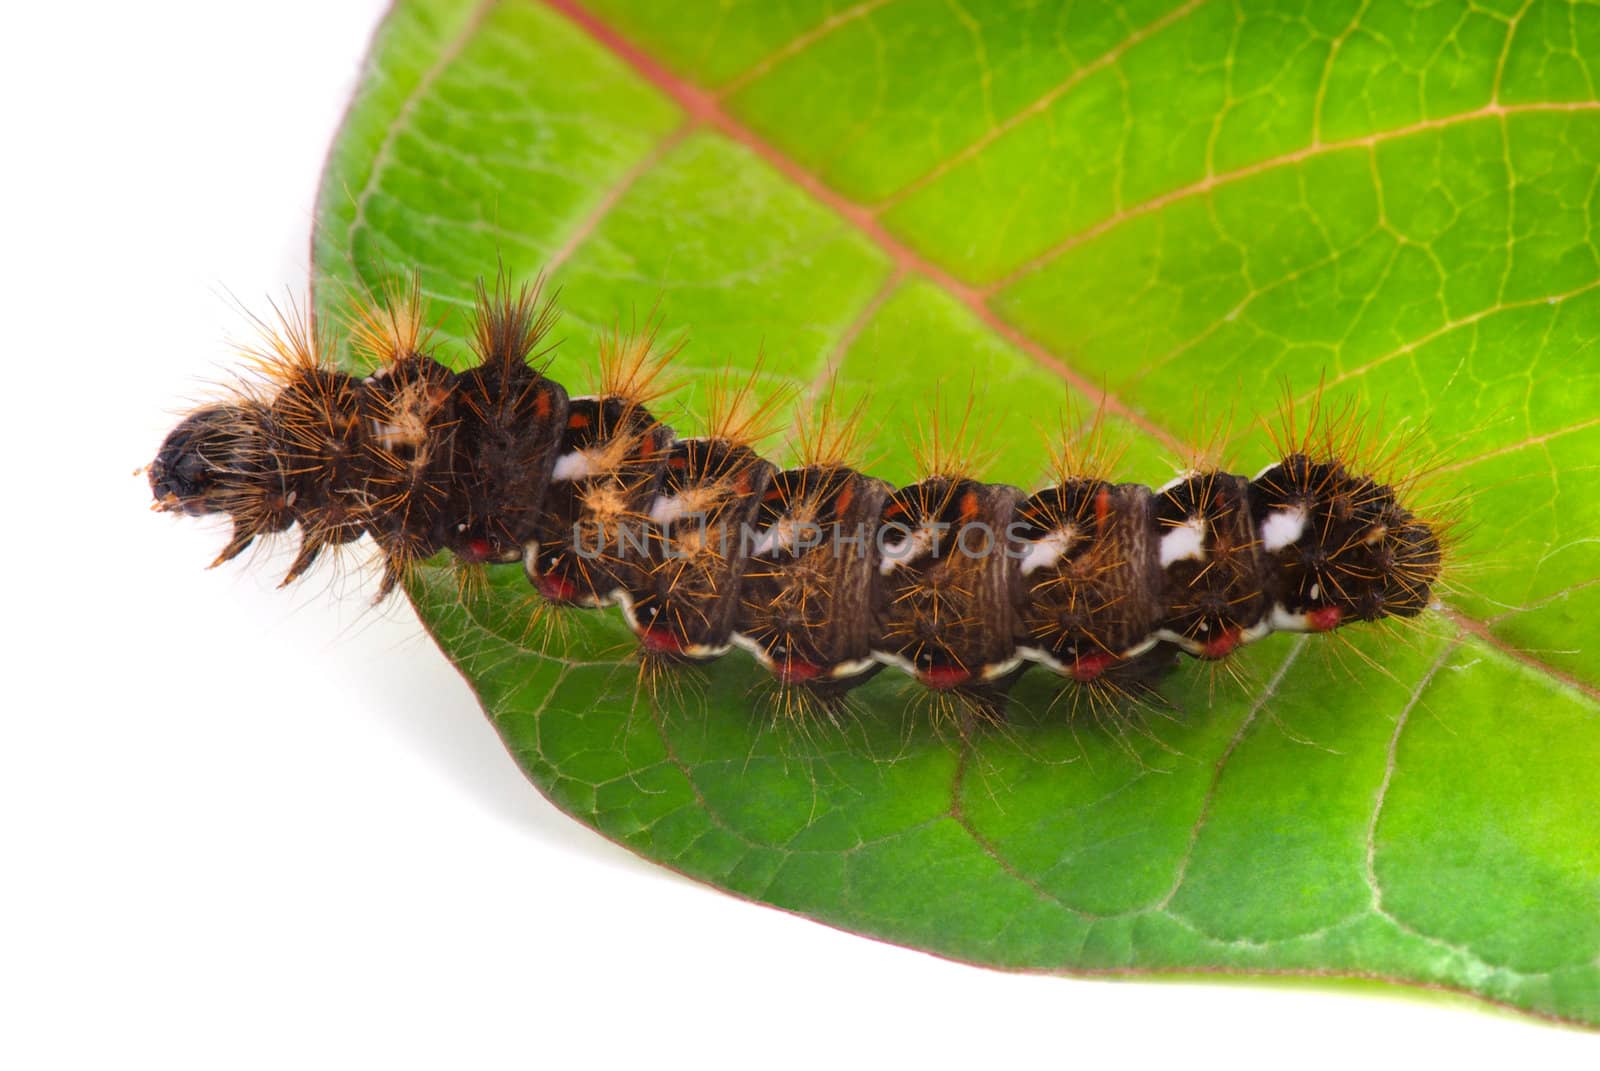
left=312, top=0, right=1600, bottom=1025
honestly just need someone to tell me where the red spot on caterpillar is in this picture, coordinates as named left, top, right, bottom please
left=1308, top=606, right=1343, bottom=632
left=1094, top=486, right=1111, bottom=530
left=534, top=389, right=552, bottom=418
left=732, top=471, right=752, bottom=495
left=834, top=483, right=854, bottom=514
left=763, top=487, right=785, bottom=502
left=567, top=411, right=589, bottom=429
left=640, top=627, right=682, bottom=654
left=776, top=658, right=822, bottom=684
left=1069, top=651, right=1117, bottom=683
left=536, top=573, right=578, bottom=603
left=1199, top=627, right=1243, bottom=660
left=461, top=538, right=495, bottom=564
left=958, top=489, right=980, bottom=523
left=920, top=663, right=972, bottom=690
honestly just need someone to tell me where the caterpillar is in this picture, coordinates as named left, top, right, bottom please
left=148, top=273, right=1445, bottom=715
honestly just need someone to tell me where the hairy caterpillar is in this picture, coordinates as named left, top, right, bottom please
left=148, top=274, right=1445, bottom=715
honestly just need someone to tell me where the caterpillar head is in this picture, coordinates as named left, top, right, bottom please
left=148, top=402, right=270, bottom=518
left=150, top=399, right=293, bottom=569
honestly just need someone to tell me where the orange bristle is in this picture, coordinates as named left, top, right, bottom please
left=471, top=270, right=559, bottom=371
left=348, top=271, right=433, bottom=367
left=701, top=358, right=793, bottom=447
left=235, top=293, right=327, bottom=382
left=911, top=384, right=994, bottom=480
left=790, top=377, right=872, bottom=470
left=595, top=313, right=681, bottom=410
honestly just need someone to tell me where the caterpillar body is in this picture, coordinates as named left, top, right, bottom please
left=149, top=276, right=1444, bottom=713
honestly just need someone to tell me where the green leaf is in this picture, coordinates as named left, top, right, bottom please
left=311, top=0, right=1600, bottom=1025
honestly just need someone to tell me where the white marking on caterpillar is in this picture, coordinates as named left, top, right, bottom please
left=1019, top=526, right=1077, bottom=576
left=614, top=588, right=640, bottom=625
left=1159, top=517, right=1207, bottom=567
left=1017, top=645, right=1067, bottom=674
left=1241, top=618, right=1274, bottom=644
left=978, top=656, right=1024, bottom=681
left=551, top=449, right=596, bottom=482
left=731, top=631, right=775, bottom=670
left=649, top=494, right=686, bottom=525
left=871, top=650, right=919, bottom=676
left=828, top=658, right=878, bottom=681
left=1270, top=604, right=1313, bottom=632
left=1121, top=636, right=1161, bottom=659
left=879, top=523, right=939, bottom=574
left=372, top=421, right=408, bottom=451
left=1157, top=471, right=1198, bottom=494
left=750, top=517, right=823, bottom=558
left=1259, top=506, right=1308, bottom=551
left=1158, top=630, right=1205, bottom=655
left=749, top=524, right=782, bottom=558
left=680, top=640, right=732, bottom=660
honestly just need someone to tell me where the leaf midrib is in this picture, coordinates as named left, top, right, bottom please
left=540, top=0, right=1190, bottom=453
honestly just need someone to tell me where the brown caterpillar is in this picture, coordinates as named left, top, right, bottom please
left=148, top=275, right=1445, bottom=713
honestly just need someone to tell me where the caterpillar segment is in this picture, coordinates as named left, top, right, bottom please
left=1013, top=479, right=1168, bottom=685
left=445, top=277, right=569, bottom=567
left=150, top=281, right=1446, bottom=716
left=621, top=436, right=775, bottom=660
left=526, top=395, right=672, bottom=608
left=524, top=322, right=679, bottom=607
left=875, top=477, right=1028, bottom=703
left=733, top=463, right=891, bottom=694
left=1152, top=470, right=1270, bottom=660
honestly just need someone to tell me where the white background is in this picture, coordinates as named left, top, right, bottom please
left=2, top=2, right=1594, bottom=1067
